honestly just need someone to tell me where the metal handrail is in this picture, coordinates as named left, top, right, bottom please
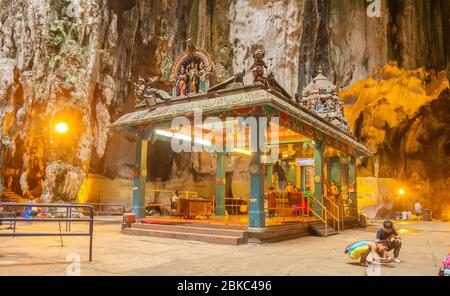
left=308, top=205, right=328, bottom=237
left=323, top=195, right=342, bottom=231
left=224, top=197, right=249, bottom=215
left=70, top=202, right=126, bottom=216
left=311, top=195, right=340, bottom=233
left=319, top=198, right=339, bottom=224
left=145, top=189, right=198, bottom=199
left=0, top=202, right=94, bottom=261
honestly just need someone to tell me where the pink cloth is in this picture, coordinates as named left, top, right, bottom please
left=443, top=255, right=450, bottom=268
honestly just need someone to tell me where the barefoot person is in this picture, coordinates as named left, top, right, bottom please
left=345, top=240, right=392, bottom=266
left=376, top=220, right=402, bottom=263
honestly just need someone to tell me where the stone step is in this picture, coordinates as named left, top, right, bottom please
left=122, top=227, right=247, bottom=245
left=308, top=222, right=338, bottom=237
left=131, top=223, right=247, bottom=238
left=140, top=219, right=246, bottom=230
left=2, top=189, right=23, bottom=199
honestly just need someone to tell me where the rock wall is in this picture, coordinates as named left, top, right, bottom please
left=341, top=63, right=450, bottom=215
left=0, top=0, right=449, bottom=205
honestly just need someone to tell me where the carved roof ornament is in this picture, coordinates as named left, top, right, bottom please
left=299, top=65, right=354, bottom=136
left=133, top=76, right=171, bottom=109
left=170, top=41, right=214, bottom=97
left=208, top=71, right=245, bottom=92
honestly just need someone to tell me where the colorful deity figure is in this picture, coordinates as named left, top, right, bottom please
left=198, top=61, right=207, bottom=93
left=176, top=65, right=187, bottom=96
left=187, top=60, right=199, bottom=94
left=315, top=99, right=324, bottom=113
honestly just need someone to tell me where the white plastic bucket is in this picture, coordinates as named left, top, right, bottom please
left=402, top=211, right=408, bottom=220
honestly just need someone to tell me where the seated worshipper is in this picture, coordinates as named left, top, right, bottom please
left=345, top=240, right=392, bottom=267
left=376, top=220, right=402, bottom=263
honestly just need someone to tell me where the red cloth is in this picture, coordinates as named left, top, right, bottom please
left=294, top=192, right=309, bottom=211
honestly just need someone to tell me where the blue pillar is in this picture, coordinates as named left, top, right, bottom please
left=249, top=119, right=265, bottom=228
left=215, top=152, right=226, bottom=216
left=349, top=156, right=357, bottom=216
left=314, top=140, right=324, bottom=216
left=132, top=132, right=148, bottom=219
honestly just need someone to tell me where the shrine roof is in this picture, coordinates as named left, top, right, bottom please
left=109, top=84, right=370, bottom=156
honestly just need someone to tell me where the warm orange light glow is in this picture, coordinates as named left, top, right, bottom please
left=398, top=188, right=406, bottom=196
left=55, top=122, right=69, bottom=134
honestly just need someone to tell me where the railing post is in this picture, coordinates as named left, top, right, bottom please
left=215, top=152, right=226, bottom=216
left=313, top=140, right=325, bottom=216
left=132, top=131, right=148, bottom=219
left=89, top=206, right=94, bottom=262
left=248, top=117, right=265, bottom=229
left=349, top=155, right=357, bottom=218
left=13, top=206, right=16, bottom=235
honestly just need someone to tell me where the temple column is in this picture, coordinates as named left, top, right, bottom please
left=215, top=152, right=226, bottom=216
left=132, top=131, right=148, bottom=219
left=249, top=119, right=265, bottom=228
left=314, top=140, right=325, bottom=216
left=349, top=156, right=357, bottom=216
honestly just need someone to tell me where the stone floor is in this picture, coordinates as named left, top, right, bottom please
left=0, top=220, right=448, bottom=276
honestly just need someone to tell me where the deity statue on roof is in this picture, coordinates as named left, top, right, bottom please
left=249, top=48, right=268, bottom=83
left=170, top=43, right=215, bottom=96
left=199, top=61, right=209, bottom=93
left=187, top=60, right=199, bottom=94
left=176, top=65, right=188, bottom=96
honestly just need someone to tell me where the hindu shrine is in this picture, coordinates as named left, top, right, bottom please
left=110, top=43, right=370, bottom=240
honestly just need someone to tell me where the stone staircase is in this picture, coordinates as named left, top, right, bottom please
left=122, top=222, right=248, bottom=245
left=308, top=220, right=338, bottom=237
left=1, top=188, right=24, bottom=201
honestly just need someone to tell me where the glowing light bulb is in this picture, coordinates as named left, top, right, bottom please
left=398, top=188, right=405, bottom=196
left=55, top=122, right=69, bottom=134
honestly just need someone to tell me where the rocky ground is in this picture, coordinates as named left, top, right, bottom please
left=0, top=220, right=448, bottom=276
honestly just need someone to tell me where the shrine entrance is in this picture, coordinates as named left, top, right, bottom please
left=110, top=46, right=370, bottom=243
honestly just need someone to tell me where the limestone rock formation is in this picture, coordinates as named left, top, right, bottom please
left=0, top=0, right=449, bottom=205
left=341, top=63, right=450, bottom=215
